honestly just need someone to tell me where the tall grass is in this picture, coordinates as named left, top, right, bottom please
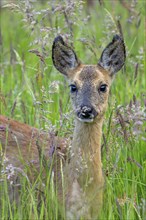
left=0, top=0, right=146, bottom=219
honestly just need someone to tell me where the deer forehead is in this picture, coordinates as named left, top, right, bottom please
left=70, top=65, right=111, bottom=86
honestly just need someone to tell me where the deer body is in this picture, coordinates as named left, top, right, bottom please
left=0, top=35, right=125, bottom=219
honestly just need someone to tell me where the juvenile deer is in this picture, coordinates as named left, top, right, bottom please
left=0, top=35, right=125, bottom=219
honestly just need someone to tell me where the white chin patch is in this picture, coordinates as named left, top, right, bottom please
left=77, top=117, right=94, bottom=123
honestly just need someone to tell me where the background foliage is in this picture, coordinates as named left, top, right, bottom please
left=0, top=0, right=146, bottom=219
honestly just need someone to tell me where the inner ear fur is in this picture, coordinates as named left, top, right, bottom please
left=52, top=36, right=81, bottom=76
left=98, top=35, right=126, bottom=76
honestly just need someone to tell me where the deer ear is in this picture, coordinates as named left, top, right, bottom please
left=98, top=35, right=126, bottom=76
left=52, top=36, right=80, bottom=76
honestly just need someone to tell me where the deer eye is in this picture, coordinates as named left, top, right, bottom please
left=70, top=84, right=77, bottom=93
left=99, top=84, right=107, bottom=93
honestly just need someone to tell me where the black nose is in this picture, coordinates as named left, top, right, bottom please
left=80, top=106, right=93, bottom=119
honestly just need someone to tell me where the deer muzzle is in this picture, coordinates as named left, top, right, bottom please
left=77, top=105, right=98, bottom=123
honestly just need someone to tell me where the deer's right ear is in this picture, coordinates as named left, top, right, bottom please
left=98, top=35, right=126, bottom=76
left=52, top=36, right=80, bottom=76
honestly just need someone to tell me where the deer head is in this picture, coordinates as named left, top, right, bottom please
left=52, top=35, right=126, bottom=123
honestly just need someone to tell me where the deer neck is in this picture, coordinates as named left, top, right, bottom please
left=70, top=117, right=104, bottom=187
left=63, top=117, right=104, bottom=218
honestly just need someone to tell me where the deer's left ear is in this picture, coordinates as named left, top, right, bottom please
left=52, top=36, right=81, bottom=76
left=98, top=35, right=126, bottom=76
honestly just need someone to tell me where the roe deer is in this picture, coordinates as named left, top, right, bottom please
left=0, top=34, right=125, bottom=219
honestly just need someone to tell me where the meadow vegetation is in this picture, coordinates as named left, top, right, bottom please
left=0, top=0, right=146, bottom=219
